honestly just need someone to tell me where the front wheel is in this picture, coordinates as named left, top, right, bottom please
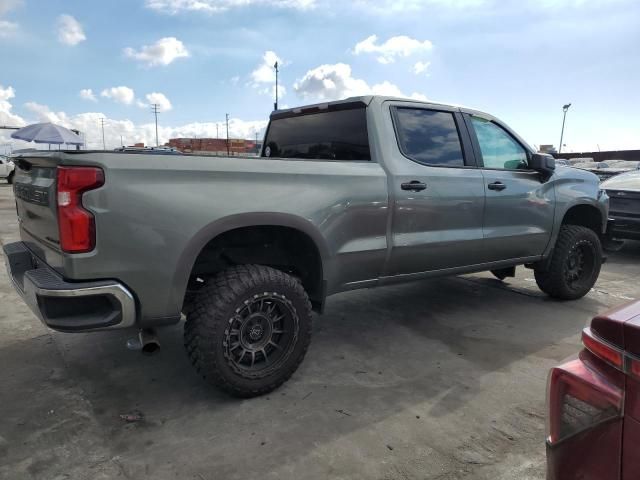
left=6, top=171, right=14, bottom=184
left=534, top=225, right=602, bottom=300
left=184, top=265, right=312, bottom=397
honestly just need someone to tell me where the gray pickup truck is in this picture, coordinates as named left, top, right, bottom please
left=4, top=96, right=610, bottom=396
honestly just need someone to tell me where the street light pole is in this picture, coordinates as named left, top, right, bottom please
left=274, top=61, right=279, bottom=111
left=558, top=103, right=571, bottom=154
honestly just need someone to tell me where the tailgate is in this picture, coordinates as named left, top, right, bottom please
left=12, top=155, right=63, bottom=266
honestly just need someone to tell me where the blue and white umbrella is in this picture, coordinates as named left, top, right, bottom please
left=11, top=122, right=83, bottom=146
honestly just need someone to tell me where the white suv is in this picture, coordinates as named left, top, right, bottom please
left=0, top=155, right=15, bottom=184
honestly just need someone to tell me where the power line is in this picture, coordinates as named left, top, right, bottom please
left=151, top=104, right=160, bottom=147
left=99, top=118, right=106, bottom=150
left=225, top=113, right=230, bottom=156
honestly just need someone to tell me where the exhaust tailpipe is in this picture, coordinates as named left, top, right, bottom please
left=126, top=329, right=160, bottom=355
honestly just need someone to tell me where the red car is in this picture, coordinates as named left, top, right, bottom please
left=547, top=300, right=640, bottom=479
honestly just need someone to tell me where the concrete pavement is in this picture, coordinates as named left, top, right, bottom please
left=1, top=181, right=639, bottom=480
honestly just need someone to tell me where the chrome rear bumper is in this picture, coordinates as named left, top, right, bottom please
left=3, top=241, right=137, bottom=332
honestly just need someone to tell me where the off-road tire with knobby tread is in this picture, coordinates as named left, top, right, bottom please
left=534, top=225, right=602, bottom=300
left=184, top=264, right=312, bottom=397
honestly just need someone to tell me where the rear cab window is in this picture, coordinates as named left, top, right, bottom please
left=263, top=105, right=370, bottom=161
left=391, top=107, right=467, bottom=167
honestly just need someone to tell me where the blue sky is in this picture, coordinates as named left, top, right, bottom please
left=0, top=0, right=639, bottom=151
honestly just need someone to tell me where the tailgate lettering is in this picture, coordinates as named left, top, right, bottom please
left=15, top=184, right=50, bottom=206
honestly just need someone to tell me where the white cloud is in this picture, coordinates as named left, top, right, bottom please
left=0, top=19, right=17, bottom=37
left=0, top=85, right=265, bottom=150
left=353, top=35, right=433, bottom=64
left=24, top=101, right=70, bottom=125
left=250, top=51, right=286, bottom=99
left=0, top=0, right=21, bottom=37
left=251, top=51, right=282, bottom=84
left=79, top=88, right=97, bottom=101
left=100, top=86, right=135, bottom=105
left=145, top=92, right=173, bottom=111
left=145, top=0, right=315, bottom=14
left=352, top=0, right=486, bottom=13
left=0, top=0, right=23, bottom=14
left=293, top=63, right=427, bottom=102
left=413, top=61, right=431, bottom=75
left=124, top=37, right=189, bottom=67
left=56, top=14, right=86, bottom=46
left=0, top=84, right=25, bottom=127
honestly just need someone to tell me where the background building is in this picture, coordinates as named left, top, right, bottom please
left=552, top=149, right=640, bottom=162
left=167, top=138, right=261, bottom=155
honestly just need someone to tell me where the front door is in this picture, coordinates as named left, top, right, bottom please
left=385, top=106, right=486, bottom=276
left=465, top=114, right=555, bottom=262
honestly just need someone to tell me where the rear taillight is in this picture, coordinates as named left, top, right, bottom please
left=57, top=166, right=104, bottom=253
left=547, top=359, right=623, bottom=445
left=582, top=328, right=624, bottom=370
left=583, top=327, right=640, bottom=380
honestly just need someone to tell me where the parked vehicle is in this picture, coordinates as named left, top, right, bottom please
left=0, top=155, right=15, bottom=184
left=113, top=146, right=180, bottom=154
left=546, top=300, right=640, bottom=480
left=3, top=96, right=611, bottom=396
left=572, top=159, right=640, bottom=182
left=601, top=171, right=640, bottom=241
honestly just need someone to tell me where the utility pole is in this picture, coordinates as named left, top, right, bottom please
left=273, top=61, right=279, bottom=111
left=216, top=123, right=219, bottom=139
left=100, top=118, right=106, bottom=150
left=151, top=104, right=160, bottom=147
left=225, top=113, right=230, bottom=156
left=120, top=135, right=123, bottom=147
left=558, top=103, right=571, bottom=154
left=255, top=131, right=259, bottom=154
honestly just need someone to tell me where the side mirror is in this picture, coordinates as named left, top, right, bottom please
left=529, top=153, right=556, bottom=180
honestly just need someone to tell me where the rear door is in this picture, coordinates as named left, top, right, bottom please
left=464, top=114, right=555, bottom=262
left=384, top=103, right=486, bottom=276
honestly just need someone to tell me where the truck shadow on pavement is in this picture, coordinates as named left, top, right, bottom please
left=1, top=252, right=637, bottom=479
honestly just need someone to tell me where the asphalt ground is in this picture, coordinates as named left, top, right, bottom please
left=1, top=181, right=639, bottom=480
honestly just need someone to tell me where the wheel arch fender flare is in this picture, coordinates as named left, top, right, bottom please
left=171, top=212, right=331, bottom=309
left=539, top=200, right=606, bottom=271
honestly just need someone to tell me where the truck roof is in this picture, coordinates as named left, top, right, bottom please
left=269, top=95, right=532, bottom=153
left=270, top=95, right=493, bottom=120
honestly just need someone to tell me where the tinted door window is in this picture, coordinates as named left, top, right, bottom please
left=263, top=107, right=370, bottom=160
left=393, top=108, right=465, bottom=167
left=470, top=117, right=528, bottom=170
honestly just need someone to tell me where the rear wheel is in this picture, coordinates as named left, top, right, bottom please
left=184, top=264, right=312, bottom=397
left=534, top=225, right=602, bottom=300
left=6, top=171, right=14, bottom=184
